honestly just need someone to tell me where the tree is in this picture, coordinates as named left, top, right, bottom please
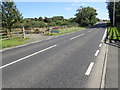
left=52, top=16, right=64, bottom=21
left=44, top=17, right=52, bottom=23
left=38, top=17, right=44, bottom=21
left=1, top=0, right=23, bottom=34
left=75, top=6, right=97, bottom=26
left=107, top=1, right=120, bottom=26
left=47, top=22, right=56, bottom=27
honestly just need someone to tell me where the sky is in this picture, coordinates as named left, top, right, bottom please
left=15, top=2, right=109, bottom=20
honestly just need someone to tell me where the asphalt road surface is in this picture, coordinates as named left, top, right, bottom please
left=1, top=22, right=107, bottom=88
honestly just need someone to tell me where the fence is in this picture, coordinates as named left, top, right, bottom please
left=0, top=26, right=76, bottom=40
left=0, top=28, right=24, bottom=40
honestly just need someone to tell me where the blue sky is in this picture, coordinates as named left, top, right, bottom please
left=15, top=2, right=109, bottom=20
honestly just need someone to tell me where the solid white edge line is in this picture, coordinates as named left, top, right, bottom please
left=85, top=62, right=94, bottom=76
left=101, top=28, right=107, bottom=43
left=0, top=44, right=57, bottom=69
left=95, top=50, right=100, bottom=56
left=99, top=43, right=102, bottom=47
left=100, top=45, right=109, bottom=88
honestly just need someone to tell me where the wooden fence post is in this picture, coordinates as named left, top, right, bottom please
left=23, top=27, right=26, bottom=38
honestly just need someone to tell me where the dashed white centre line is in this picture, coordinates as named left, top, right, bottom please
left=94, top=50, right=100, bottom=56
left=99, top=43, right=102, bottom=47
left=88, top=30, right=93, bottom=32
left=0, top=44, right=57, bottom=69
left=85, top=62, right=94, bottom=75
left=70, top=33, right=84, bottom=40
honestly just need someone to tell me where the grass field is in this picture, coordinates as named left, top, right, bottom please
left=108, top=27, right=120, bottom=40
left=46, top=27, right=85, bottom=36
left=0, top=38, right=29, bottom=49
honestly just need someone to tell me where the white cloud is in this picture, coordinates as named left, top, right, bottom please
left=64, top=7, right=72, bottom=11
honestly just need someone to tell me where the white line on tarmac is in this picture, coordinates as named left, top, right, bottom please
left=100, top=45, right=109, bottom=88
left=94, top=50, right=100, bottom=56
left=85, top=62, right=94, bottom=75
left=70, top=33, right=84, bottom=40
left=99, top=43, right=102, bottom=47
left=101, top=28, right=107, bottom=43
left=88, top=30, right=93, bottom=32
left=0, top=45, right=57, bottom=69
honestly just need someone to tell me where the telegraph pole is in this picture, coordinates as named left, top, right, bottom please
left=113, top=0, right=115, bottom=26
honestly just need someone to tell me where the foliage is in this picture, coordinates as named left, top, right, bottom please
left=47, top=22, right=56, bottom=26
left=22, top=16, right=78, bottom=28
left=2, top=1, right=98, bottom=31
left=38, top=17, right=44, bottom=21
left=1, top=0, right=23, bottom=33
left=107, top=26, right=120, bottom=40
left=106, top=1, right=120, bottom=26
left=44, top=17, right=52, bottom=23
left=52, top=16, right=64, bottom=21
left=75, top=6, right=98, bottom=26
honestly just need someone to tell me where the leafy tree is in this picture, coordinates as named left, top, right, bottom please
left=34, top=17, right=38, bottom=21
left=44, top=17, right=52, bottom=23
left=31, top=21, right=46, bottom=28
left=107, top=1, right=120, bottom=26
left=38, top=17, right=44, bottom=21
left=1, top=0, right=23, bottom=34
left=52, top=16, right=64, bottom=21
left=47, top=22, right=56, bottom=26
left=75, top=6, right=97, bottom=26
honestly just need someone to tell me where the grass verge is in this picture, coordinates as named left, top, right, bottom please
left=46, top=27, right=85, bottom=36
left=0, top=38, right=29, bottom=49
left=108, top=26, right=120, bottom=40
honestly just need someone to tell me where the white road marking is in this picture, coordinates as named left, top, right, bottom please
left=99, top=43, right=102, bottom=47
left=70, top=33, right=84, bottom=40
left=101, top=28, right=107, bottom=42
left=88, top=30, right=93, bottom=32
left=0, top=45, right=57, bottom=69
left=47, top=38, right=52, bottom=40
left=85, top=62, right=94, bottom=75
left=100, top=45, right=109, bottom=88
left=94, top=50, right=100, bottom=56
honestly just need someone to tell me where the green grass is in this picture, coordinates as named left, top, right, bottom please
left=0, top=38, right=29, bottom=49
left=46, top=27, right=85, bottom=36
left=108, top=26, right=120, bottom=40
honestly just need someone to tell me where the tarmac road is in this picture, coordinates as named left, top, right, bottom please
left=1, top=23, right=107, bottom=88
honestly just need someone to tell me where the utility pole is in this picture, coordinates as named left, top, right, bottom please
left=113, top=0, right=115, bottom=26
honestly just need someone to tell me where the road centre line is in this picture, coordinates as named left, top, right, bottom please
left=0, top=45, right=57, bottom=69
left=85, top=62, right=94, bottom=75
left=99, top=43, right=102, bottom=47
left=88, top=30, right=93, bottom=32
left=94, top=50, right=100, bottom=56
left=70, top=33, right=85, bottom=40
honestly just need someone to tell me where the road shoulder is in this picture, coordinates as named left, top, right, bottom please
left=105, top=42, right=119, bottom=89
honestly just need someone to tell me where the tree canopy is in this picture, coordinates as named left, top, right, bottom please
left=107, top=1, right=120, bottom=26
left=1, top=0, right=23, bottom=32
left=75, top=6, right=98, bottom=26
